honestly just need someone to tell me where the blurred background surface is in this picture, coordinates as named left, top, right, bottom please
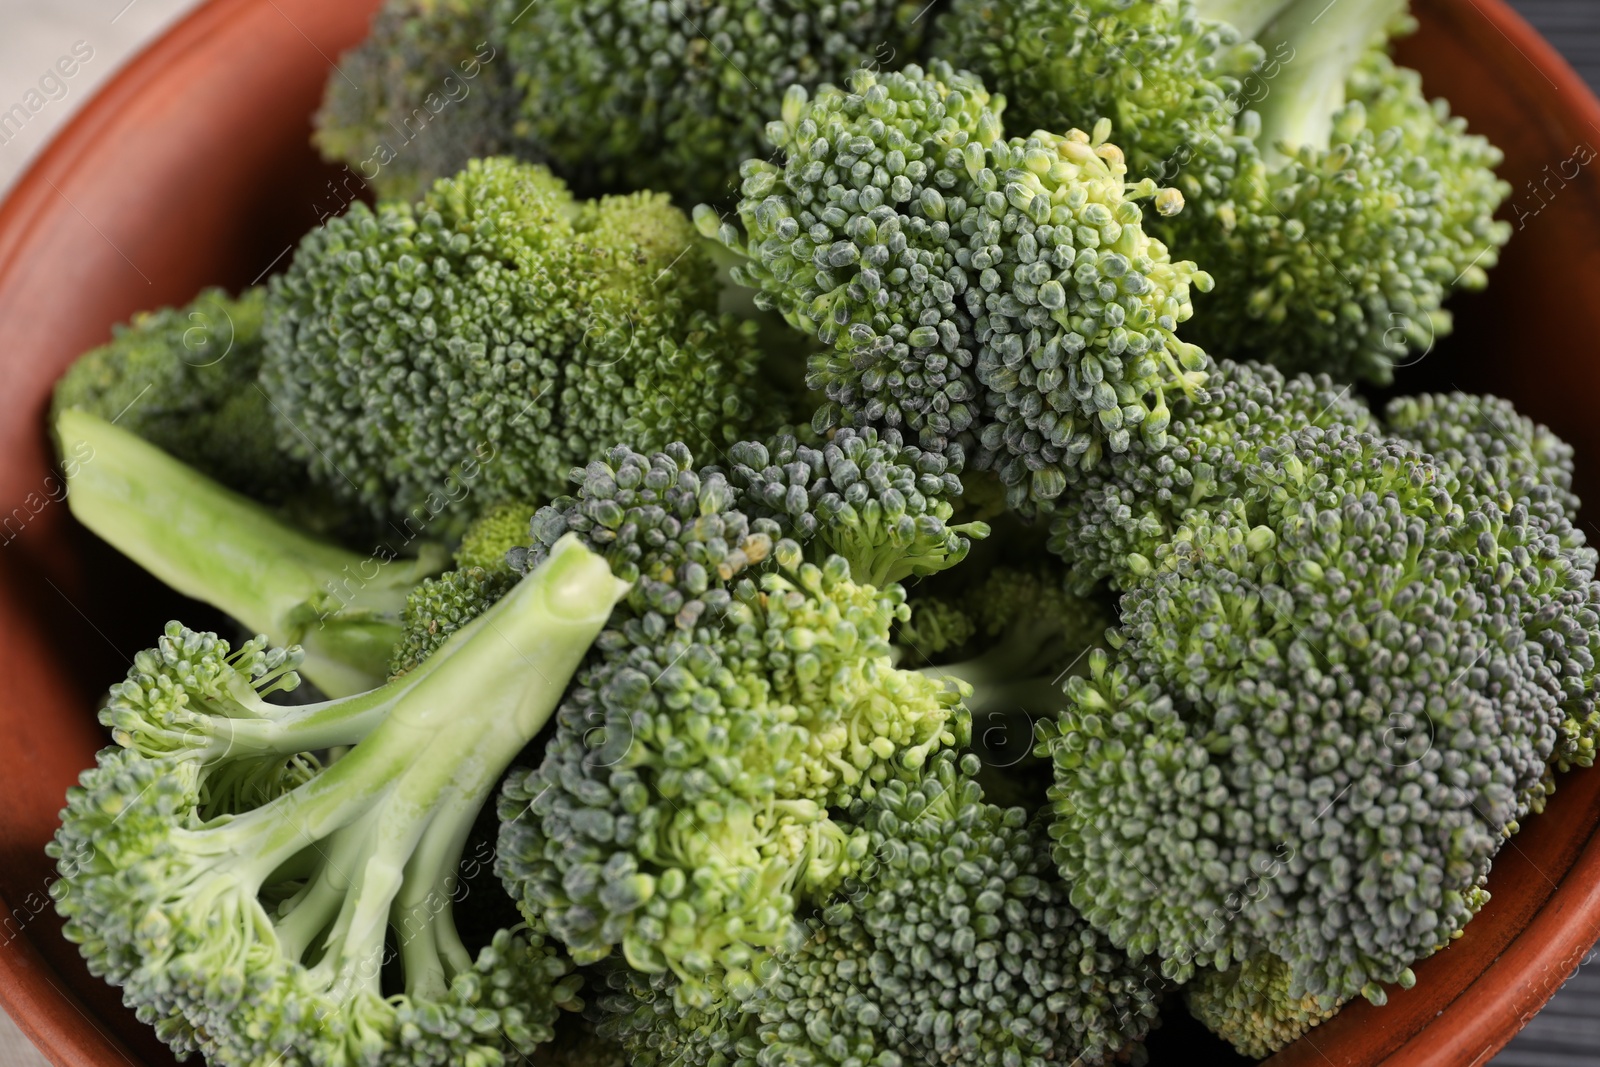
left=0, top=0, right=1597, bottom=1064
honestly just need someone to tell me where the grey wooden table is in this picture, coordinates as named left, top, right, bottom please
left=0, top=0, right=1597, bottom=1064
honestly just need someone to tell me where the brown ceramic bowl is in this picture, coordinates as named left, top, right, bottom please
left=1, top=0, right=1599, bottom=1063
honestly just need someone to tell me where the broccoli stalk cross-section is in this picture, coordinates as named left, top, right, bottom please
left=50, top=534, right=629, bottom=1067
left=58, top=409, right=447, bottom=696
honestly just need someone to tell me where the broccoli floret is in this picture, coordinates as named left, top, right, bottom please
left=262, top=158, right=763, bottom=533
left=57, top=409, right=446, bottom=696
left=940, top=0, right=1512, bottom=382
left=314, top=0, right=530, bottom=201
left=1187, top=953, right=1344, bottom=1059
left=700, top=62, right=1213, bottom=510
left=1048, top=358, right=1374, bottom=593
left=498, top=0, right=929, bottom=205
left=498, top=441, right=970, bottom=1005
left=454, top=499, right=543, bottom=570
left=50, top=287, right=299, bottom=502
left=897, top=592, right=977, bottom=657
left=49, top=536, right=629, bottom=1067
left=1039, top=415, right=1600, bottom=1030
left=595, top=752, right=1162, bottom=1066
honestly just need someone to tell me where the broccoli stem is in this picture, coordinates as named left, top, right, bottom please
left=1193, top=0, right=1298, bottom=39
left=168, top=537, right=627, bottom=997
left=57, top=409, right=447, bottom=696
left=1250, top=0, right=1407, bottom=157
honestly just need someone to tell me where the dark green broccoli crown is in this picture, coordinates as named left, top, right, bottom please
left=726, top=427, right=985, bottom=588
left=1178, top=47, right=1512, bottom=383
left=938, top=0, right=1264, bottom=193
left=1386, top=392, right=1600, bottom=774
left=315, top=0, right=531, bottom=201
left=499, top=0, right=928, bottom=205
left=1186, top=952, right=1345, bottom=1058
left=51, top=287, right=296, bottom=501
left=1048, top=359, right=1373, bottom=593
left=757, top=751, right=1160, bottom=1067
left=705, top=61, right=1213, bottom=511
left=261, top=158, right=762, bottom=533
left=1041, top=422, right=1589, bottom=1007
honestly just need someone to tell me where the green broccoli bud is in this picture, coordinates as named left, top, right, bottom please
left=1048, top=358, right=1374, bottom=593
left=707, top=62, right=1212, bottom=509
left=50, top=287, right=301, bottom=503
left=726, top=428, right=988, bottom=588
left=896, top=593, right=978, bottom=657
left=390, top=565, right=520, bottom=678
left=1041, top=420, right=1595, bottom=1010
left=262, top=158, right=763, bottom=533
left=50, top=536, right=630, bottom=1067
left=596, top=752, right=1162, bottom=1066
left=499, top=0, right=930, bottom=205
left=939, top=0, right=1513, bottom=382
left=58, top=409, right=446, bottom=696
left=455, top=499, right=542, bottom=570
left=314, top=0, right=531, bottom=201
left=1187, top=953, right=1346, bottom=1058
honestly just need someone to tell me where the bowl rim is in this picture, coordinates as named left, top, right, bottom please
left=3, top=0, right=1600, bottom=1065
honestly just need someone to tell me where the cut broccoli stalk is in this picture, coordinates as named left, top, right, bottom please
left=52, top=536, right=628, bottom=1066
left=1249, top=0, right=1409, bottom=157
left=1193, top=0, right=1296, bottom=39
left=57, top=408, right=447, bottom=696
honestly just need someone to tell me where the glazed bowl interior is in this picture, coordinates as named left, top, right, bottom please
left=1, top=1, right=1600, bottom=1065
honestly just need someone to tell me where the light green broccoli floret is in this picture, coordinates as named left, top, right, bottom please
left=1187, top=954, right=1346, bottom=1058
left=938, top=0, right=1512, bottom=383
left=314, top=0, right=530, bottom=201
left=455, top=499, right=541, bottom=570
left=594, top=752, right=1162, bottom=1066
left=497, top=0, right=930, bottom=205
left=50, top=287, right=299, bottom=502
left=701, top=62, right=1213, bottom=511
left=49, top=537, right=628, bottom=1067
left=897, top=593, right=978, bottom=657
left=262, top=158, right=763, bottom=534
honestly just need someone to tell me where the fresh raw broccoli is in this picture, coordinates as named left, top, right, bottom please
left=49, top=536, right=629, bottom=1067
left=315, top=0, right=529, bottom=201
left=592, top=752, right=1162, bottom=1066
left=498, top=0, right=929, bottom=206
left=939, top=0, right=1512, bottom=382
left=1186, top=954, right=1343, bottom=1059
left=1047, top=358, right=1374, bottom=593
left=496, top=429, right=1115, bottom=1013
left=699, top=61, right=1213, bottom=510
left=50, top=287, right=300, bottom=502
left=1039, top=391, right=1600, bottom=1049
left=57, top=409, right=446, bottom=697
left=496, top=437, right=974, bottom=1008
left=262, top=158, right=763, bottom=534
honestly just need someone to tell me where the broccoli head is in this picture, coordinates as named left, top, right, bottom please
left=1040, top=414, right=1600, bottom=1034
left=51, top=287, right=300, bottom=502
left=315, top=0, right=531, bottom=201
left=50, top=536, right=628, bottom=1067
left=594, top=752, right=1162, bottom=1066
left=939, top=0, right=1512, bottom=382
left=498, top=0, right=930, bottom=205
left=497, top=442, right=970, bottom=1006
left=701, top=61, right=1213, bottom=510
left=1186, top=953, right=1344, bottom=1059
left=262, top=158, right=763, bottom=534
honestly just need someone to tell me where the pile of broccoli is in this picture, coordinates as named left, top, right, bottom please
left=42, top=0, right=1589, bottom=1064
